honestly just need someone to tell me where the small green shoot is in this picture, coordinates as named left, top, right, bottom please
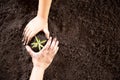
left=31, top=36, right=46, bottom=51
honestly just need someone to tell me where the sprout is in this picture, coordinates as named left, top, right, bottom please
left=31, top=36, right=46, bottom=51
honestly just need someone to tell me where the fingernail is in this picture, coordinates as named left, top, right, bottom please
left=57, top=41, right=59, bottom=45
left=49, top=37, right=52, bottom=40
left=25, top=41, right=27, bottom=45
left=23, top=42, right=25, bottom=46
left=22, top=38, right=24, bottom=42
left=53, top=38, right=57, bottom=41
left=23, top=41, right=27, bottom=45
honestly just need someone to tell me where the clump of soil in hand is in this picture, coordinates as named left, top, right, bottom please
left=28, top=32, right=47, bottom=52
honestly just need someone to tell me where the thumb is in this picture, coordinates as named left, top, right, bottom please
left=43, top=28, right=50, bottom=39
left=25, top=45, right=34, bottom=57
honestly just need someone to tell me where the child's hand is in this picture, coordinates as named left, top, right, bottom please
left=25, top=37, right=59, bottom=70
left=23, top=16, right=50, bottom=45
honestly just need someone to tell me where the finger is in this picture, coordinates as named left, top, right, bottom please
left=24, top=30, right=32, bottom=45
left=54, top=47, right=59, bottom=55
left=26, top=32, right=34, bottom=44
left=23, top=27, right=30, bottom=45
left=26, top=31, right=33, bottom=44
left=24, top=24, right=29, bottom=33
left=53, top=41, right=59, bottom=51
left=50, top=47, right=59, bottom=59
left=25, top=45, right=34, bottom=57
left=23, top=26, right=29, bottom=39
left=24, top=26, right=30, bottom=38
left=22, top=31, right=25, bottom=42
left=23, top=27, right=27, bottom=36
left=49, top=38, right=57, bottom=50
left=22, top=33, right=28, bottom=44
left=22, top=36, right=24, bottom=43
left=49, top=40, right=59, bottom=57
left=42, top=37, right=52, bottom=51
left=43, top=28, right=50, bottom=39
left=22, top=26, right=29, bottom=43
left=23, top=34, right=28, bottom=45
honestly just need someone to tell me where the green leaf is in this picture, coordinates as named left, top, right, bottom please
left=31, top=42, right=37, bottom=45
left=31, top=36, right=46, bottom=51
left=41, top=40, right=46, bottom=44
left=40, top=45, right=44, bottom=48
left=32, top=44, right=37, bottom=48
left=32, top=45, right=34, bottom=48
left=35, top=36, right=39, bottom=43
left=38, top=44, right=41, bottom=51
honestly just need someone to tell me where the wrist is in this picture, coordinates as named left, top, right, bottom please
left=36, top=14, right=48, bottom=22
left=33, top=66, right=45, bottom=72
left=36, top=15, right=48, bottom=24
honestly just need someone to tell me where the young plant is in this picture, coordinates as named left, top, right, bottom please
left=31, top=36, right=46, bottom=51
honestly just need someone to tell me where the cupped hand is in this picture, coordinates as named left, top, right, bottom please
left=25, top=37, right=59, bottom=70
left=23, top=16, right=50, bottom=45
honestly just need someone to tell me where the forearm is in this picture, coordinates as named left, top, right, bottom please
left=37, top=0, right=52, bottom=21
left=29, top=66, right=45, bottom=80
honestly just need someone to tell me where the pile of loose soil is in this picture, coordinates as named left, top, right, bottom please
left=0, top=0, right=120, bottom=80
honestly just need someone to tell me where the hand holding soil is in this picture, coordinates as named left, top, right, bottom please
left=23, top=16, right=50, bottom=45
left=26, top=37, right=59, bottom=80
left=25, top=37, right=59, bottom=70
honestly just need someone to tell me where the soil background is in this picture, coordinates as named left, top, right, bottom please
left=0, top=0, right=120, bottom=80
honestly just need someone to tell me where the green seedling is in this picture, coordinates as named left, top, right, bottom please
left=31, top=36, right=46, bottom=51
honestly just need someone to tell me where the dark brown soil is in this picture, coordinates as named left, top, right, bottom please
left=28, top=32, right=48, bottom=52
left=0, top=0, right=120, bottom=80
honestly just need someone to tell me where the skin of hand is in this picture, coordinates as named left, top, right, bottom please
left=23, top=16, right=49, bottom=45
left=25, top=37, right=59, bottom=80
left=23, top=0, right=52, bottom=45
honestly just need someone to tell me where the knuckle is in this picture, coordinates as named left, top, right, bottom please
left=50, top=46, right=53, bottom=50
left=46, top=57, right=52, bottom=63
left=41, top=53, right=45, bottom=57
left=43, top=48, right=48, bottom=51
left=27, top=49, right=31, bottom=53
